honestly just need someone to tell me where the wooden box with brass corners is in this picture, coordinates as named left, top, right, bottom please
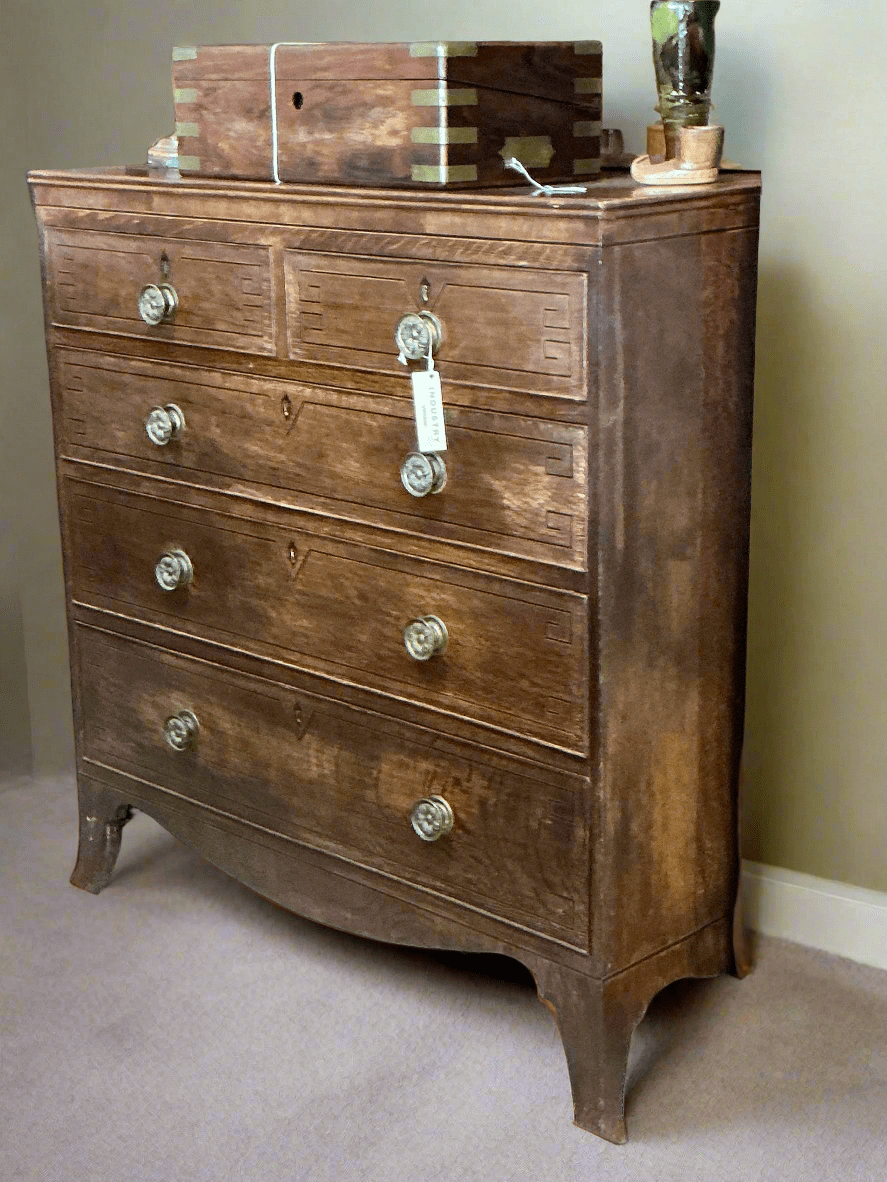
left=29, top=163, right=760, bottom=1143
left=170, top=40, right=602, bottom=186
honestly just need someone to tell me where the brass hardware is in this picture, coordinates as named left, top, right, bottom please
left=410, top=795, right=455, bottom=841
left=409, top=41, right=478, bottom=58
left=281, top=393, right=292, bottom=419
left=163, top=709, right=199, bottom=751
left=411, top=164, right=478, bottom=184
left=411, top=126, right=478, bottom=145
left=138, top=282, right=178, bottom=326
left=403, top=615, right=448, bottom=660
left=154, top=548, right=193, bottom=592
left=145, top=404, right=185, bottom=446
left=394, top=310, right=442, bottom=362
left=499, top=136, right=555, bottom=168
left=411, top=88, right=478, bottom=107
left=400, top=452, right=446, bottom=497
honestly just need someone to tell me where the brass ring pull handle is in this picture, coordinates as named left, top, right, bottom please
left=163, top=709, right=199, bottom=751
left=400, top=452, right=447, bottom=497
left=145, top=404, right=185, bottom=446
left=410, top=795, right=455, bottom=842
left=138, top=282, right=178, bottom=326
left=154, top=548, right=193, bottom=592
left=394, top=310, right=442, bottom=362
left=403, top=615, right=448, bottom=661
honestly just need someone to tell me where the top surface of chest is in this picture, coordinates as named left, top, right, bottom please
left=28, top=166, right=761, bottom=237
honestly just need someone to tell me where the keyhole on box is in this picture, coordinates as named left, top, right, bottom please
left=419, top=278, right=430, bottom=303
left=160, top=251, right=170, bottom=280
left=288, top=542, right=298, bottom=566
left=292, top=92, right=304, bottom=109
left=281, top=393, right=292, bottom=420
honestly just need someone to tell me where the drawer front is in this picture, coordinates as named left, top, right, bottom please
left=56, top=354, right=588, bottom=569
left=44, top=227, right=275, bottom=354
left=77, top=626, right=590, bottom=947
left=285, top=252, right=588, bottom=400
left=67, top=482, right=589, bottom=754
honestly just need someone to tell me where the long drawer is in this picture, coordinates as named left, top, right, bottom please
left=56, top=352, right=588, bottom=568
left=77, top=625, right=590, bottom=947
left=43, top=227, right=275, bottom=355
left=66, top=479, right=590, bottom=754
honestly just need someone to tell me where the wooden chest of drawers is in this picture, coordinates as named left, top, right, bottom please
left=29, top=166, right=760, bottom=1143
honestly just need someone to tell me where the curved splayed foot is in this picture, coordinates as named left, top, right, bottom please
left=70, top=779, right=133, bottom=894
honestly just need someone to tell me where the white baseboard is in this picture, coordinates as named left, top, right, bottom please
left=741, top=860, right=887, bottom=971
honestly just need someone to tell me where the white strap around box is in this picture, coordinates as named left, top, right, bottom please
left=267, top=40, right=452, bottom=185
left=269, top=42, right=313, bottom=184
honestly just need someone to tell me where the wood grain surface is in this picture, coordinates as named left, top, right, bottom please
left=285, top=252, right=589, bottom=398
left=44, top=227, right=275, bottom=354
left=54, top=350, right=589, bottom=569
left=77, top=624, right=590, bottom=945
left=65, top=477, right=589, bottom=754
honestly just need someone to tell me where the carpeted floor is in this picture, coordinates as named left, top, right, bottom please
left=2, top=775, right=886, bottom=1181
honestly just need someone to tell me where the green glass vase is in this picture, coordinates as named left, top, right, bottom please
left=650, top=0, right=720, bottom=157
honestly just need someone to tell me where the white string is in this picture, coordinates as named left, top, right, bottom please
left=503, top=156, right=587, bottom=196
left=269, top=43, right=306, bottom=184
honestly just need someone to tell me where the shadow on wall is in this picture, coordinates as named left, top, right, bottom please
left=0, top=560, right=33, bottom=778
left=741, top=262, right=834, bottom=864
left=709, top=37, right=772, bottom=170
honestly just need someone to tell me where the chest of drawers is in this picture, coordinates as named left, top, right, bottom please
left=30, top=166, right=760, bottom=1143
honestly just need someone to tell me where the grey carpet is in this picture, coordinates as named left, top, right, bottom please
left=2, top=775, right=885, bottom=1181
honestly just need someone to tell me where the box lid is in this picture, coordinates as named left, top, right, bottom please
left=171, top=41, right=603, bottom=107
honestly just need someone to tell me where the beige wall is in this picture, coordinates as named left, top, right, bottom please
left=3, top=2, right=886, bottom=891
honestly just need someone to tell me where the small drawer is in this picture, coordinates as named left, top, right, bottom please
left=285, top=251, right=588, bottom=401
left=77, top=626, right=590, bottom=948
left=56, top=353, right=588, bottom=569
left=44, top=227, right=274, bottom=355
left=66, top=481, right=589, bottom=754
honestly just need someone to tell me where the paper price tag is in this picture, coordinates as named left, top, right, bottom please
left=411, top=370, right=448, bottom=453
